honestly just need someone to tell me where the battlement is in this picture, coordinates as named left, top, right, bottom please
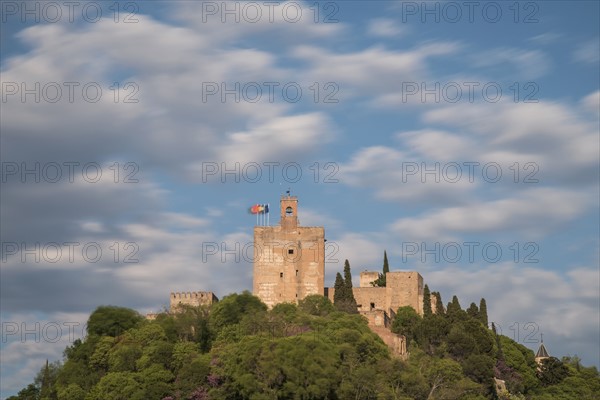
left=170, top=291, right=218, bottom=310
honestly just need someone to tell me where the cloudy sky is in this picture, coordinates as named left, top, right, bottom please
left=1, top=0, right=598, bottom=397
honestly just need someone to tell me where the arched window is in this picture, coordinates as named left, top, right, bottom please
left=285, top=206, right=293, bottom=216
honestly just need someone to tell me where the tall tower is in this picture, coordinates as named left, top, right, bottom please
left=253, top=194, right=325, bottom=308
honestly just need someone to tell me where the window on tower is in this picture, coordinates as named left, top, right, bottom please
left=286, top=206, right=293, bottom=216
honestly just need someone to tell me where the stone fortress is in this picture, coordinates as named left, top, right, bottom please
left=158, top=194, right=551, bottom=362
left=252, top=194, right=426, bottom=320
left=251, top=194, right=431, bottom=355
left=156, top=194, right=435, bottom=356
left=170, top=291, right=218, bottom=310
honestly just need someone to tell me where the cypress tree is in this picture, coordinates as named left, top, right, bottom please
left=381, top=250, right=389, bottom=286
left=39, top=359, right=50, bottom=399
left=333, top=272, right=345, bottom=305
left=451, top=295, right=462, bottom=311
left=343, top=259, right=353, bottom=292
left=492, top=322, right=504, bottom=360
left=423, top=284, right=432, bottom=317
left=434, top=291, right=445, bottom=315
left=447, top=295, right=462, bottom=317
left=340, top=260, right=358, bottom=313
left=467, top=302, right=479, bottom=319
left=479, top=298, right=488, bottom=326
left=373, top=250, right=390, bottom=287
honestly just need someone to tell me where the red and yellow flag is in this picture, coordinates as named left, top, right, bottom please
left=249, top=204, right=265, bottom=214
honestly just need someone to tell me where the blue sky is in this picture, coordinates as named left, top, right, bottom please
left=1, top=0, right=599, bottom=397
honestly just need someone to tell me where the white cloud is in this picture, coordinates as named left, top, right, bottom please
left=339, top=144, right=478, bottom=204
left=581, top=90, right=600, bottom=115
left=291, top=42, right=461, bottom=100
left=215, top=113, right=334, bottom=166
left=573, top=38, right=600, bottom=64
left=367, top=18, right=406, bottom=38
left=422, top=98, right=599, bottom=185
left=398, top=129, right=476, bottom=161
left=471, top=48, right=551, bottom=79
left=171, top=0, right=344, bottom=43
left=528, top=32, right=563, bottom=45
left=390, top=187, right=588, bottom=241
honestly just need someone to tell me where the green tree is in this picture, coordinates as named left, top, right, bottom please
left=340, top=260, right=358, bottom=313
left=107, top=333, right=143, bottom=372
left=414, top=314, right=450, bottom=356
left=434, top=291, right=445, bottom=315
left=209, top=291, right=267, bottom=333
left=86, top=372, right=143, bottom=400
left=391, top=306, right=421, bottom=345
left=447, top=324, right=477, bottom=360
left=174, top=353, right=211, bottom=397
left=7, top=384, right=39, bottom=400
left=447, top=295, right=466, bottom=322
left=171, top=304, right=212, bottom=351
left=382, top=250, right=389, bottom=279
left=86, top=306, right=144, bottom=337
left=56, top=383, right=85, bottom=400
left=36, top=359, right=61, bottom=400
left=424, top=358, right=464, bottom=399
left=479, top=298, right=488, bottom=326
left=467, top=302, right=479, bottom=319
left=137, top=364, right=174, bottom=399
left=462, top=354, right=495, bottom=383
left=298, top=294, right=335, bottom=316
left=333, top=272, right=346, bottom=304
left=423, top=284, right=432, bottom=317
left=537, top=357, right=569, bottom=386
left=343, top=260, right=354, bottom=292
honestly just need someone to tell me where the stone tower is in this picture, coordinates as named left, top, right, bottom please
left=253, top=194, right=325, bottom=308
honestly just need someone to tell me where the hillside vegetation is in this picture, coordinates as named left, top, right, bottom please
left=8, top=291, right=599, bottom=400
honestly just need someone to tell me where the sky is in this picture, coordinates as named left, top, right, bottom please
left=0, top=0, right=599, bottom=397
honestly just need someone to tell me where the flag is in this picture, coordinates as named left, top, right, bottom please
left=249, top=204, right=267, bottom=214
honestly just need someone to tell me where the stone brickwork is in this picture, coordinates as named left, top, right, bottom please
left=326, top=270, right=425, bottom=316
left=359, top=271, right=379, bottom=287
left=385, top=271, right=424, bottom=315
left=253, top=195, right=325, bottom=308
left=170, top=291, right=218, bottom=310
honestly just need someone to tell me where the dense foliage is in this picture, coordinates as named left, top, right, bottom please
left=9, top=291, right=599, bottom=400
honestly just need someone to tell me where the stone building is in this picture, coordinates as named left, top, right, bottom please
left=325, top=270, right=425, bottom=320
left=170, top=291, right=218, bottom=310
left=253, top=195, right=325, bottom=308
left=146, top=291, right=218, bottom=320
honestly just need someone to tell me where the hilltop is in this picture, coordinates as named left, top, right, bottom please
left=8, top=290, right=599, bottom=400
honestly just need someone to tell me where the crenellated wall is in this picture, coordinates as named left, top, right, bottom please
left=170, top=291, right=218, bottom=310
